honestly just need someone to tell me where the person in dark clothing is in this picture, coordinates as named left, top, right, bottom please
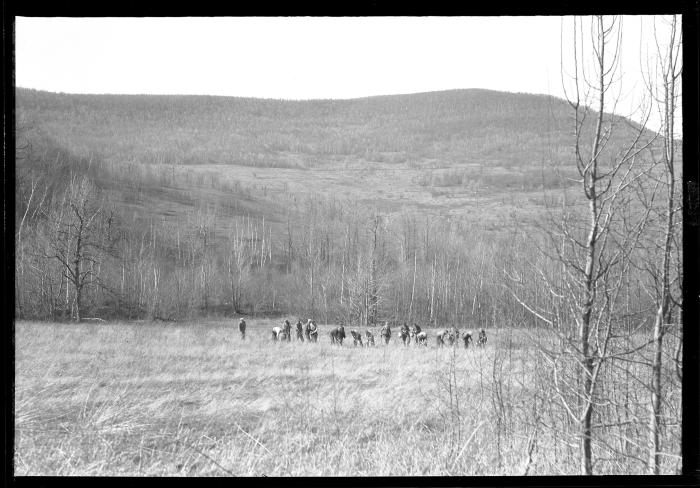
left=296, top=320, right=304, bottom=342
left=238, top=318, right=247, bottom=340
left=380, top=322, right=392, bottom=345
left=477, top=329, right=488, bottom=347
left=283, top=319, right=292, bottom=342
left=399, top=323, right=410, bottom=345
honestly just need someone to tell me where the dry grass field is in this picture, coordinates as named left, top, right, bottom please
left=15, top=319, right=680, bottom=476
left=15, top=319, right=558, bottom=476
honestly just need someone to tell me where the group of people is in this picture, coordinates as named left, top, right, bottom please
left=237, top=318, right=318, bottom=342
left=237, top=318, right=488, bottom=349
left=329, top=322, right=487, bottom=349
left=387, top=322, right=487, bottom=349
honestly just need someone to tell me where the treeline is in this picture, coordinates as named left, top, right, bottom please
left=13, top=125, right=556, bottom=328
left=14, top=124, right=661, bottom=331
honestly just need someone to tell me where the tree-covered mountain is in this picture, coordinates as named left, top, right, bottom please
left=17, top=87, right=654, bottom=225
left=14, top=87, right=662, bottom=323
left=16, top=87, right=618, bottom=170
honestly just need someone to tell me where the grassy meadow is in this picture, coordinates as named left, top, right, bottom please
left=15, top=319, right=577, bottom=476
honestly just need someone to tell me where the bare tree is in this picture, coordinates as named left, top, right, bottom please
left=507, top=16, right=655, bottom=474
left=641, top=14, right=683, bottom=475
left=368, top=213, right=381, bottom=325
left=44, top=175, right=117, bottom=321
left=194, top=203, right=218, bottom=313
left=306, top=219, right=321, bottom=317
left=227, top=217, right=252, bottom=314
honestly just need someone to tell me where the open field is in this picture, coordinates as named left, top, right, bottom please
left=15, top=319, right=550, bottom=476
left=13, top=21, right=684, bottom=477
left=15, top=319, right=680, bottom=476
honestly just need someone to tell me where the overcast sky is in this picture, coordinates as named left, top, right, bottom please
left=15, top=16, right=680, bottom=132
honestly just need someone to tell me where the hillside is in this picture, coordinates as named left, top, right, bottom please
left=14, top=87, right=664, bottom=323
left=16, top=87, right=653, bottom=230
left=16, top=88, right=576, bottom=166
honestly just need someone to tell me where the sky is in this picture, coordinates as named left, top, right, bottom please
left=15, top=16, right=680, bottom=132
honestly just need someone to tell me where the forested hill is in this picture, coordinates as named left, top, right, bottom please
left=16, top=87, right=594, bottom=169
left=17, top=87, right=651, bottom=223
left=15, top=87, right=661, bottom=322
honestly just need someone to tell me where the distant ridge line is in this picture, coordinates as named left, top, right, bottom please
left=15, top=86, right=564, bottom=104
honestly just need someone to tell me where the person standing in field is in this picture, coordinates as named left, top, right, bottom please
left=238, top=318, right=247, bottom=340
left=399, top=322, right=410, bottom=345
left=303, top=319, right=311, bottom=341
left=380, top=321, right=392, bottom=345
left=296, top=319, right=304, bottom=342
left=477, top=328, right=487, bottom=347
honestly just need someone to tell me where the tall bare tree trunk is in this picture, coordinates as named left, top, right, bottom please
left=260, top=216, right=265, bottom=268
left=409, top=251, right=417, bottom=323
left=340, top=224, right=349, bottom=306
left=309, top=223, right=315, bottom=316
left=648, top=15, right=681, bottom=474
left=429, top=252, right=436, bottom=326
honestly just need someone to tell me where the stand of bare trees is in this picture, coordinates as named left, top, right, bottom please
left=505, top=15, right=682, bottom=475
left=640, top=15, right=683, bottom=475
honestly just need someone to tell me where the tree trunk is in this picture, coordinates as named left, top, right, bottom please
left=409, top=251, right=417, bottom=323
left=429, top=252, right=436, bottom=326
left=73, top=233, right=83, bottom=322
left=577, top=17, right=606, bottom=473
left=310, top=263, right=315, bottom=316
left=648, top=16, right=680, bottom=473
left=649, top=308, right=664, bottom=474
